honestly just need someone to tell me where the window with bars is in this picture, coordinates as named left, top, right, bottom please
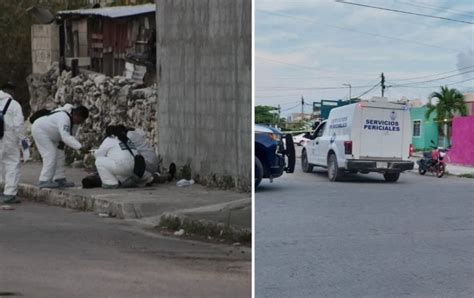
left=413, top=120, right=421, bottom=137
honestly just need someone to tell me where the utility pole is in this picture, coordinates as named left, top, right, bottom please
left=381, top=72, right=386, bottom=97
left=301, top=96, right=305, bottom=118
left=343, top=83, right=352, bottom=103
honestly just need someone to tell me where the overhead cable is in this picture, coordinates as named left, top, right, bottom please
left=335, top=0, right=474, bottom=25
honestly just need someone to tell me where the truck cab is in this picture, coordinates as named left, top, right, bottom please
left=302, top=101, right=414, bottom=182
left=255, top=125, right=295, bottom=188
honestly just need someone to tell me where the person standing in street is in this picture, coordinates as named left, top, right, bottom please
left=31, top=104, right=90, bottom=189
left=0, top=82, right=24, bottom=204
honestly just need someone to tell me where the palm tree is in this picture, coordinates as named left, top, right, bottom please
left=425, top=86, right=467, bottom=145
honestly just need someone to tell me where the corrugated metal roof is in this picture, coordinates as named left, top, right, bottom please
left=58, top=3, right=155, bottom=19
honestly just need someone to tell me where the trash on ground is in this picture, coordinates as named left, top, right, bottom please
left=233, top=242, right=241, bottom=246
left=174, top=229, right=185, bottom=236
left=1, top=205, right=15, bottom=211
left=176, top=179, right=195, bottom=187
left=98, top=213, right=110, bottom=218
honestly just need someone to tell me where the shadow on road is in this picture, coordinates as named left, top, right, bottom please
left=255, top=183, right=288, bottom=193
left=305, top=169, right=413, bottom=184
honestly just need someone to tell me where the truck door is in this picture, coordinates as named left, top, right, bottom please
left=314, top=122, right=327, bottom=165
left=306, top=122, right=325, bottom=165
left=360, top=107, right=404, bottom=159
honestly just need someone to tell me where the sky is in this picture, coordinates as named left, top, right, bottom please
left=255, top=0, right=474, bottom=117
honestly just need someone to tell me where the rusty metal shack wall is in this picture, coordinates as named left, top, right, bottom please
left=156, top=0, right=251, bottom=191
left=64, top=13, right=155, bottom=77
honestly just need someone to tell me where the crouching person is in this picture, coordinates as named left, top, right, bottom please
left=94, top=126, right=138, bottom=189
left=116, top=125, right=175, bottom=186
left=31, top=104, right=90, bottom=189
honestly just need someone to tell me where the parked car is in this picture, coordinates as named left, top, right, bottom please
left=293, top=133, right=310, bottom=146
left=302, top=101, right=414, bottom=182
left=255, top=124, right=295, bottom=188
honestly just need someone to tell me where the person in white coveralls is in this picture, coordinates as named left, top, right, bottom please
left=31, top=104, right=90, bottom=189
left=0, top=82, right=24, bottom=204
left=94, top=125, right=139, bottom=188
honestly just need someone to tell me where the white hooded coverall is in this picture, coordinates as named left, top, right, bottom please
left=0, top=91, right=24, bottom=196
left=127, top=129, right=159, bottom=172
left=31, top=104, right=82, bottom=182
left=95, top=137, right=137, bottom=186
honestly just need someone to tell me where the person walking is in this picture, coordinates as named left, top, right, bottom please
left=31, top=104, right=90, bottom=188
left=0, top=82, right=24, bottom=204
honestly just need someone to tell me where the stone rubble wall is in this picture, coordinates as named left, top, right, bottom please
left=26, top=63, right=158, bottom=166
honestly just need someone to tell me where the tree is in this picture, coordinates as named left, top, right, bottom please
left=255, top=105, right=277, bottom=125
left=0, top=0, right=90, bottom=115
left=425, top=86, right=467, bottom=142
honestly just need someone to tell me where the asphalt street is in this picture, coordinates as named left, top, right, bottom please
left=256, top=150, right=474, bottom=298
left=0, top=202, right=250, bottom=298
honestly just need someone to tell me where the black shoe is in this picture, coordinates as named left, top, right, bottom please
left=3, top=196, right=21, bottom=204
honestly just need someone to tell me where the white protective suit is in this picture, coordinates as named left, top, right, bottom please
left=95, top=136, right=138, bottom=186
left=31, top=104, right=82, bottom=182
left=127, top=129, right=159, bottom=173
left=0, top=91, right=24, bottom=196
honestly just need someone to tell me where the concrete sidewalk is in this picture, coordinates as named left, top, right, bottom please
left=10, top=162, right=251, bottom=242
left=410, top=153, right=474, bottom=176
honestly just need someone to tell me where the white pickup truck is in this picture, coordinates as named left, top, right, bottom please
left=302, top=101, right=414, bottom=182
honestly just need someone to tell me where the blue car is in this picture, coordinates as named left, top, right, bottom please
left=255, top=124, right=295, bottom=188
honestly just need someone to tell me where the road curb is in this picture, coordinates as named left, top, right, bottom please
left=159, top=213, right=251, bottom=243
left=17, top=183, right=127, bottom=218
left=13, top=183, right=251, bottom=242
left=158, top=199, right=252, bottom=243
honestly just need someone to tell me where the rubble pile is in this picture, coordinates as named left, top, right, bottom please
left=27, top=64, right=158, bottom=166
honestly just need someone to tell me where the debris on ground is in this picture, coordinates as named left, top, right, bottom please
left=98, top=213, right=110, bottom=218
left=1, top=205, right=15, bottom=211
left=174, top=229, right=185, bottom=236
left=176, top=179, right=195, bottom=187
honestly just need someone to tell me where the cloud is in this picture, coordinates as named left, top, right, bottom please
left=255, top=0, right=474, bottom=112
left=256, top=0, right=337, bottom=12
left=457, top=49, right=474, bottom=78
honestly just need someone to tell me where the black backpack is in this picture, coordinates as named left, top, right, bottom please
left=29, top=109, right=73, bottom=134
left=0, top=98, right=12, bottom=140
left=29, top=109, right=52, bottom=124
left=122, top=140, right=146, bottom=178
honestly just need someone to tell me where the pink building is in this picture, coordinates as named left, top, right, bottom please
left=464, top=93, right=474, bottom=116
left=446, top=115, right=474, bottom=166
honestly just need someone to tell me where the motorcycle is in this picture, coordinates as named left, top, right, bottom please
left=417, top=140, right=449, bottom=178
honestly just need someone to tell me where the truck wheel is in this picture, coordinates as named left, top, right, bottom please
left=301, top=149, right=313, bottom=173
left=383, top=173, right=400, bottom=182
left=255, top=157, right=263, bottom=188
left=328, top=154, right=343, bottom=182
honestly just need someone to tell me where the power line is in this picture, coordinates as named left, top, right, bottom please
left=280, top=103, right=302, bottom=112
left=395, top=0, right=474, bottom=19
left=256, top=56, right=377, bottom=77
left=256, top=83, right=381, bottom=91
left=255, top=93, right=306, bottom=98
left=388, top=77, right=474, bottom=89
left=257, top=9, right=458, bottom=52
left=389, top=70, right=474, bottom=87
left=353, top=82, right=381, bottom=98
left=389, top=65, right=474, bottom=82
left=335, top=0, right=474, bottom=25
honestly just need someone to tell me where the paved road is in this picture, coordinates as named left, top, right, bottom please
left=0, top=202, right=250, bottom=298
left=256, top=158, right=474, bottom=298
